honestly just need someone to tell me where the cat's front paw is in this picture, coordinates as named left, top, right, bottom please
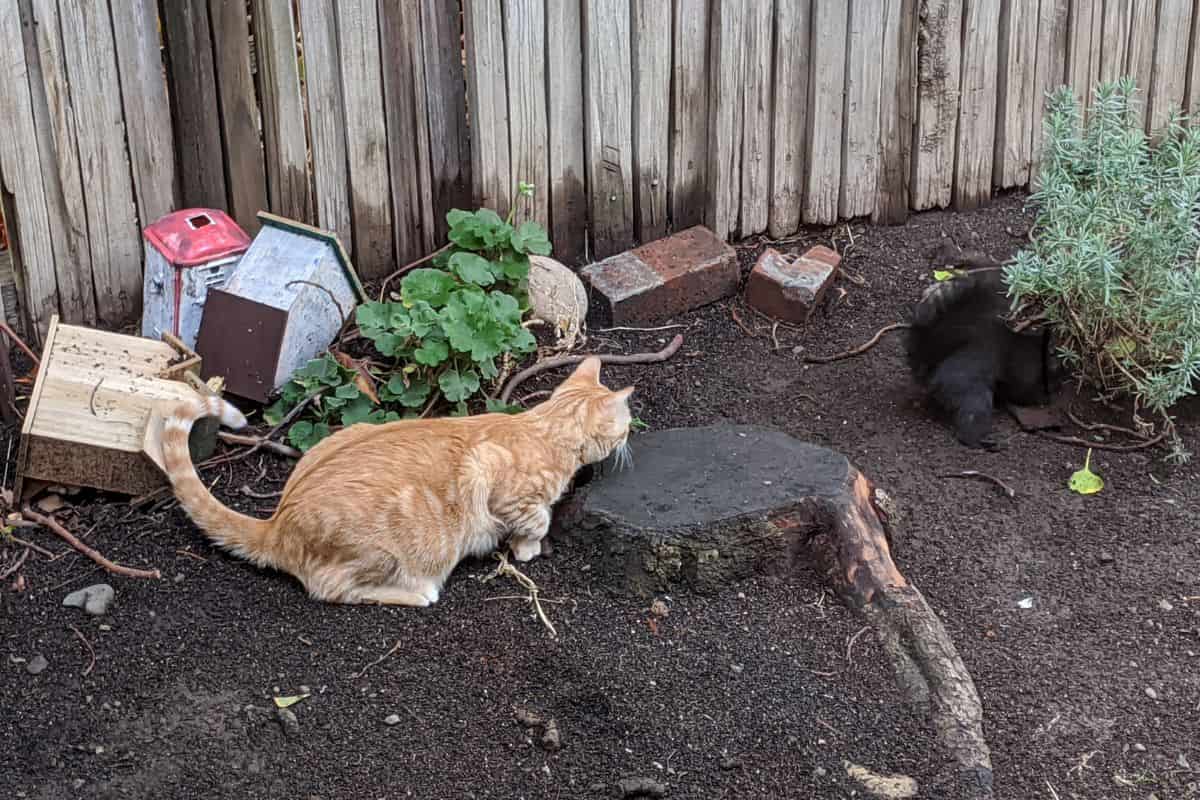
left=510, top=536, right=541, bottom=563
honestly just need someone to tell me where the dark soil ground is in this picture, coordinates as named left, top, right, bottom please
left=2, top=192, right=1199, bottom=799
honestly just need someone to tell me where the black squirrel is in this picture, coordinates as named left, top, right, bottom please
left=905, top=268, right=1065, bottom=448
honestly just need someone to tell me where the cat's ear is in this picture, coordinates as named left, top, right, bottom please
left=611, top=386, right=634, bottom=404
left=571, top=356, right=602, bottom=384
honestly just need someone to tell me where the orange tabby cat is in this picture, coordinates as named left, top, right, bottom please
left=158, top=357, right=633, bottom=606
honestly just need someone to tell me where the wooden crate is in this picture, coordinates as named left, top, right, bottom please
left=13, top=316, right=216, bottom=500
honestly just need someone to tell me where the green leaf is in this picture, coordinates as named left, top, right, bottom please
left=932, top=269, right=961, bottom=282
left=1068, top=449, right=1105, bottom=495
left=407, top=300, right=440, bottom=337
left=475, top=208, right=504, bottom=228
left=263, top=398, right=288, bottom=426
left=485, top=398, right=524, bottom=414
left=273, top=694, right=310, bottom=709
left=478, top=357, right=498, bottom=380
left=401, top=268, right=458, bottom=308
left=449, top=252, right=496, bottom=286
left=339, top=395, right=377, bottom=426
left=413, top=337, right=450, bottom=366
left=448, top=219, right=486, bottom=250
left=390, top=376, right=430, bottom=408
left=511, top=221, right=552, bottom=255
left=446, top=208, right=473, bottom=229
left=334, top=382, right=360, bottom=399
left=631, top=417, right=649, bottom=431
left=499, top=251, right=531, bottom=282
left=438, top=368, right=481, bottom=403
left=355, top=301, right=392, bottom=330
left=288, top=421, right=331, bottom=452
left=452, top=400, right=470, bottom=417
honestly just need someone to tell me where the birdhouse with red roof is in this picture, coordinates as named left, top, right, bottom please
left=141, top=209, right=250, bottom=348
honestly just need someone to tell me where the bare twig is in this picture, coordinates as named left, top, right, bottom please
left=939, top=470, right=1016, bottom=499
left=730, top=307, right=757, bottom=337
left=286, top=280, right=347, bottom=332
left=770, top=322, right=781, bottom=351
left=377, top=243, right=453, bottom=301
left=68, top=623, right=96, bottom=676
left=517, top=390, right=552, bottom=406
left=7, top=534, right=55, bottom=559
left=353, top=640, right=402, bottom=679
left=88, top=378, right=103, bottom=416
left=1066, top=409, right=1150, bottom=439
left=240, top=484, right=283, bottom=500
left=0, top=547, right=29, bottom=579
left=498, top=334, right=683, bottom=403
left=21, top=506, right=161, bottom=580
left=598, top=323, right=688, bottom=333
left=481, top=551, right=557, bottom=637
left=803, top=322, right=910, bottom=364
left=1036, top=430, right=1165, bottom=451
left=216, top=432, right=302, bottom=459
left=845, top=625, right=869, bottom=664
left=175, top=548, right=208, bottom=563
left=0, top=321, right=40, bottom=365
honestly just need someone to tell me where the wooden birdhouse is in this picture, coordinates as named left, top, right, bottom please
left=142, top=208, right=250, bottom=348
left=195, top=212, right=365, bottom=403
left=13, top=317, right=219, bottom=501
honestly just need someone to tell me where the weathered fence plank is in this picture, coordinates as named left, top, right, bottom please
left=421, top=0, right=472, bottom=242
left=210, top=0, right=269, bottom=235
left=110, top=0, right=178, bottom=228
left=840, top=0, right=884, bottom=219
left=1029, top=0, right=1068, bottom=184
left=464, top=0, right=511, bottom=217
left=1099, top=0, right=1132, bottom=84
left=161, top=0, right=227, bottom=210
left=874, top=0, right=917, bottom=223
left=23, top=0, right=96, bottom=325
left=296, top=0, right=352, bottom=251
left=632, top=0, right=671, bottom=243
left=253, top=0, right=312, bottom=225
left=911, top=0, right=961, bottom=210
left=380, top=0, right=436, bottom=263
left=546, top=0, right=587, bottom=261
left=1126, top=0, right=1157, bottom=129
left=1065, top=0, right=1101, bottom=114
left=59, top=0, right=142, bottom=324
left=0, top=2, right=59, bottom=338
left=954, top=0, right=1001, bottom=210
left=669, top=0, right=710, bottom=232
left=1188, top=0, right=1200, bottom=115
left=994, top=0, right=1038, bottom=188
left=770, top=0, right=811, bottom=235
left=1148, top=3, right=1193, bottom=131
left=705, top=0, right=744, bottom=240
left=504, top=0, right=551, bottom=229
left=738, top=0, right=772, bottom=237
left=337, top=0, right=392, bottom=277
left=583, top=0, right=635, bottom=257
left=804, top=0, right=848, bottom=223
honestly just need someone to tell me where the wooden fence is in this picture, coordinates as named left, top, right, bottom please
left=3, top=0, right=1200, bottom=344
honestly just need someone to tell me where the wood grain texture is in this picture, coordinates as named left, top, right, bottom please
left=739, top=0, right=772, bottom=236
left=769, top=0, right=811, bottom=235
left=210, top=0, right=268, bottom=235
left=994, top=0, right=1038, bottom=188
left=110, top=0, right=178, bottom=228
left=669, top=0, right=710, bottom=231
left=58, top=0, right=142, bottom=325
left=1099, top=0, right=1132, bottom=84
left=1029, top=0, right=1068, bottom=183
left=839, top=0, right=884, bottom=218
left=583, top=0, right=635, bottom=257
left=296, top=0, right=352, bottom=250
left=1188, top=0, right=1200, bottom=115
left=253, top=0, right=313, bottom=224
left=804, top=0, right=847, bottom=223
left=953, top=0, right=1001, bottom=210
left=504, top=0, right=550, bottom=229
left=22, top=0, right=96, bottom=325
left=380, top=0, right=436, bottom=264
left=705, top=0, right=744, bottom=239
left=160, top=0, right=228, bottom=209
left=874, top=0, right=917, bottom=223
left=336, top=0, right=393, bottom=277
left=546, top=0, right=587, bottom=261
left=463, top=0, right=511, bottom=216
left=0, top=2, right=59, bottom=338
left=632, top=0, right=671, bottom=242
left=1148, top=2, right=1193, bottom=131
left=1065, top=0, right=1101, bottom=113
left=421, top=0, right=471, bottom=242
left=1125, top=0, right=1156, bottom=129
left=911, top=0, right=962, bottom=210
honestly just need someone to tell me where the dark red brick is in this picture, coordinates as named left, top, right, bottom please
left=580, top=226, right=739, bottom=325
left=744, top=245, right=839, bottom=324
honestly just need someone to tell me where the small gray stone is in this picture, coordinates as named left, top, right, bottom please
left=814, top=766, right=828, bottom=778
left=1133, top=743, right=1147, bottom=752
left=730, top=663, right=744, bottom=675
left=1098, top=551, right=1114, bottom=564
left=26, top=655, right=48, bottom=675
left=383, top=714, right=402, bottom=726
left=719, top=756, right=740, bottom=771
left=173, top=573, right=185, bottom=584
left=1158, top=599, right=1175, bottom=612
left=71, top=779, right=85, bottom=790
left=63, top=584, right=115, bottom=616
left=618, top=776, right=667, bottom=798
left=1145, top=687, right=1159, bottom=701
left=275, top=708, right=299, bottom=736
left=540, top=719, right=561, bottom=751
left=1178, top=754, right=1191, bottom=770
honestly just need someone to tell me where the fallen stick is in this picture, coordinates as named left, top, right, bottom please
left=0, top=547, right=30, bottom=580
left=240, top=484, right=283, bottom=499
left=353, top=639, right=402, bottom=680
left=21, top=506, right=161, bottom=580
left=940, top=470, right=1016, bottom=499
left=803, top=322, right=910, bottom=364
left=498, top=334, right=683, bottom=403
left=481, top=550, right=557, bottom=638
left=7, top=533, right=55, bottom=559
left=68, top=623, right=96, bottom=677
left=730, top=307, right=757, bottom=337
left=217, top=432, right=302, bottom=459
left=1036, top=430, right=1165, bottom=452
left=0, top=321, right=40, bottom=365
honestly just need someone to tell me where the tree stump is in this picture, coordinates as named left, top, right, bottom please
left=551, top=424, right=994, bottom=799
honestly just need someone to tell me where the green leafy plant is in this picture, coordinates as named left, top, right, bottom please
left=264, top=354, right=400, bottom=451
left=1006, top=78, right=1200, bottom=461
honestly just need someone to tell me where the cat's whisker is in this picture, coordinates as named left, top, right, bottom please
left=613, top=439, right=634, bottom=471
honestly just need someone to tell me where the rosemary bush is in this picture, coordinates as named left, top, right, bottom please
left=1006, top=78, right=1200, bottom=461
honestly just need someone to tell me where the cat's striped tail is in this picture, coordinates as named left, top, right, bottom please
left=160, top=395, right=276, bottom=566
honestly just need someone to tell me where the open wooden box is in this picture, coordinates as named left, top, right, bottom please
left=13, top=316, right=218, bottom=501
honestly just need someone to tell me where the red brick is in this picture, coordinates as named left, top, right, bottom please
left=580, top=226, right=739, bottom=325
left=744, top=246, right=839, bottom=324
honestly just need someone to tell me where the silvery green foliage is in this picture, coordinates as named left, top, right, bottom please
left=1006, top=78, right=1200, bottom=461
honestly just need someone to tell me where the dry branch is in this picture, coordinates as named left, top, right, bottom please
left=21, top=506, right=161, bottom=579
left=68, top=623, right=96, bottom=676
left=803, top=322, right=910, bottom=364
left=939, top=471, right=1016, bottom=499
left=1, top=321, right=40, bottom=365
left=498, top=334, right=684, bottom=403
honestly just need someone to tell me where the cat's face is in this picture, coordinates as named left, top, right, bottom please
left=553, top=357, right=635, bottom=465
